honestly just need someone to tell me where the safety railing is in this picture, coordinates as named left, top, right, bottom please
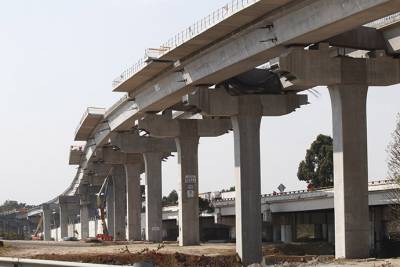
left=366, top=12, right=400, bottom=29
left=112, top=0, right=261, bottom=89
left=212, top=179, right=396, bottom=203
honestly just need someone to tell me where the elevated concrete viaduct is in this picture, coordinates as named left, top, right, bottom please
left=35, top=1, right=400, bottom=266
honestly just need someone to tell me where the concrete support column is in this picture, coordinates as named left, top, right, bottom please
left=59, top=203, right=69, bottom=239
left=281, top=225, right=293, bottom=243
left=113, top=165, right=127, bottom=241
left=125, top=163, right=142, bottom=241
left=79, top=184, right=90, bottom=240
left=232, top=98, right=263, bottom=266
left=315, top=224, right=323, bottom=240
left=176, top=120, right=200, bottom=246
left=143, top=152, right=163, bottom=242
left=214, top=208, right=222, bottom=224
left=106, top=180, right=114, bottom=237
left=322, top=224, right=328, bottom=241
left=42, top=204, right=52, bottom=241
left=328, top=224, right=335, bottom=244
left=273, top=225, right=281, bottom=243
left=329, top=84, right=369, bottom=259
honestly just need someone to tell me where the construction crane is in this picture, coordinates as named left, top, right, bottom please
left=31, top=216, right=43, bottom=240
left=96, top=168, right=113, bottom=241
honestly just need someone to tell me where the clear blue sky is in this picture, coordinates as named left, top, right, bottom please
left=0, top=0, right=399, bottom=205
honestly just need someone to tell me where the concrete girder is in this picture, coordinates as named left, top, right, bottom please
left=278, top=46, right=400, bottom=87
left=138, top=115, right=232, bottom=138
left=107, top=99, right=138, bottom=132
left=75, top=107, right=106, bottom=141
left=110, top=131, right=176, bottom=154
left=93, top=123, right=112, bottom=148
left=130, top=0, right=400, bottom=117
left=382, top=22, right=400, bottom=54
left=325, top=26, right=386, bottom=51
left=99, top=147, right=143, bottom=165
left=187, top=87, right=308, bottom=117
left=58, top=195, right=80, bottom=206
left=83, top=162, right=111, bottom=176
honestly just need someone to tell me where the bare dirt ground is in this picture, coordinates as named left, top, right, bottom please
left=0, top=240, right=399, bottom=266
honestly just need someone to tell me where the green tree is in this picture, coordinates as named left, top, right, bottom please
left=199, top=197, right=214, bottom=214
left=162, top=190, right=178, bottom=206
left=297, top=134, right=333, bottom=188
left=221, top=186, right=235, bottom=193
left=0, top=200, right=32, bottom=213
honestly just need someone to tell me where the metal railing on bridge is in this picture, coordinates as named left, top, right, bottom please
left=112, top=0, right=261, bottom=89
left=366, top=11, right=400, bottom=29
left=212, top=179, right=397, bottom=204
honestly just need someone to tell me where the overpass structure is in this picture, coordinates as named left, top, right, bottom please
left=34, top=1, right=400, bottom=265
left=35, top=179, right=399, bottom=257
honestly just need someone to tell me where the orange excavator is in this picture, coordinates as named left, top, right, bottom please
left=96, top=174, right=113, bottom=241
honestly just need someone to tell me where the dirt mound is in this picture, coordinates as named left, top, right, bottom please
left=28, top=242, right=335, bottom=266
left=265, top=242, right=334, bottom=256
left=32, top=251, right=242, bottom=267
